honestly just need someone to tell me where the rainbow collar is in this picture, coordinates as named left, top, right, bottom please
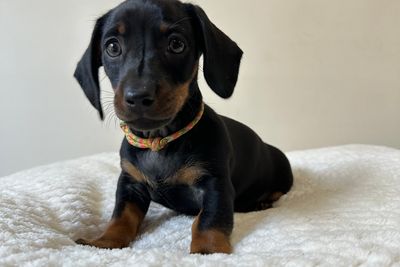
left=120, top=103, right=205, bottom=152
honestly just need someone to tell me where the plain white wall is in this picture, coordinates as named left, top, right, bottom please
left=0, top=0, right=399, bottom=176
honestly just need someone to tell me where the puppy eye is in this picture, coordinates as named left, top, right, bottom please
left=105, top=39, right=122, bottom=57
left=168, top=38, right=186, bottom=54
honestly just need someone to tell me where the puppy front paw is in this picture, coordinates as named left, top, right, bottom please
left=190, top=230, right=232, bottom=254
left=75, top=237, right=131, bottom=249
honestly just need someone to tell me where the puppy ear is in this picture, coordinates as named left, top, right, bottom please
left=74, top=14, right=109, bottom=120
left=187, top=4, right=243, bottom=98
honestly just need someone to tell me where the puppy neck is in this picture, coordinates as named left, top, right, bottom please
left=130, top=82, right=203, bottom=139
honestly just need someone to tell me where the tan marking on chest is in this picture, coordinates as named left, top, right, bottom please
left=167, top=165, right=207, bottom=186
left=122, top=159, right=206, bottom=187
left=121, top=159, right=154, bottom=187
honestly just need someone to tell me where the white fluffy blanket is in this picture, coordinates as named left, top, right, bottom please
left=1, top=145, right=399, bottom=266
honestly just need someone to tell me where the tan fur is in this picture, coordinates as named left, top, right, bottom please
left=76, top=203, right=144, bottom=249
left=190, top=211, right=232, bottom=254
left=168, top=165, right=206, bottom=186
left=122, top=159, right=205, bottom=187
left=160, top=22, right=169, bottom=33
left=117, top=22, right=126, bottom=34
left=121, top=159, right=155, bottom=187
left=151, top=63, right=199, bottom=118
left=153, top=78, right=191, bottom=117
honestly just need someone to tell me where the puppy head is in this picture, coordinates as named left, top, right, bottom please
left=74, top=0, right=243, bottom=131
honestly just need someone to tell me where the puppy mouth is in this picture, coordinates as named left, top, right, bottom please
left=123, top=117, right=173, bottom=131
left=116, top=107, right=175, bottom=131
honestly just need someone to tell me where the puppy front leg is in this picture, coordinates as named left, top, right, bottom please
left=190, top=177, right=234, bottom=254
left=76, top=172, right=150, bottom=249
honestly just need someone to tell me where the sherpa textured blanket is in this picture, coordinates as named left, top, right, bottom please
left=1, top=145, right=399, bottom=266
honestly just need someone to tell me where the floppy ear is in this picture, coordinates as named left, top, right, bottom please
left=187, top=4, right=243, bottom=98
left=74, top=14, right=109, bottom=120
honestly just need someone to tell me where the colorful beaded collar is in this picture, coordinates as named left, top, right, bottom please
left=120, top=102, right=205, bottom=152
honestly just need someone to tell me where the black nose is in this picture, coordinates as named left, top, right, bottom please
left=124, top=90, right=155, bottom=109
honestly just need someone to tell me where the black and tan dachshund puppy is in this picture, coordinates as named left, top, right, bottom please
left=74, top=0, right=293, bottom=254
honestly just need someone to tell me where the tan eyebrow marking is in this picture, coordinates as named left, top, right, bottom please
left=117, top=22, right=126, bottom=34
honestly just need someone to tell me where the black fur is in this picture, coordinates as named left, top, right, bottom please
left=74, top=0, right=293, bottom=251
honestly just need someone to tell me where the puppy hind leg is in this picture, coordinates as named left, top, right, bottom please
left=254, top=191, right=284, bottom=211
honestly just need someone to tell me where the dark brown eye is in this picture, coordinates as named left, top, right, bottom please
left=105, top=39, right=122, bottom=57
left=168, top=38, right=185, bottom=54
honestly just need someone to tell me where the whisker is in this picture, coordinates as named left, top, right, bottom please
left=114, top=115, right=119, bottom=128
left=104, top=107, right=114, bottom=114
left=102, top=103, right=114, bottom=109
left=105, top=111, right=112, bottom=128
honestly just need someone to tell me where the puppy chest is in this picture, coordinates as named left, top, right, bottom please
left=121, top=152, right=206, bottom=187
